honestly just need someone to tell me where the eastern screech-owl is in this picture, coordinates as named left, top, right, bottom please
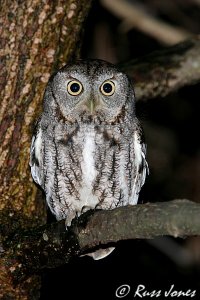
left=30, top=59, right=148, bottom=259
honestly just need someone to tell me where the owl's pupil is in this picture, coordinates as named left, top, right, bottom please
left=103, top=83, right=112, bottom=94
left=70, top=83, right=80, bottom=93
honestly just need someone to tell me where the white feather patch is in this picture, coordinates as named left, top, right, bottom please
left=130, top=131, right=143, bottom=205
left=78, top=129, right=99, bottom=210
left=134, top=131, right=142, bottom=167
left=30, top=128, right=43, bottom=186
left=34, top=128, right=42, bottom=164
left=82, top=131, right=96, bottom=184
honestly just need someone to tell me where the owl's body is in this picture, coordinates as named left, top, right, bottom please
left=30, top=59, right=148, bottom=259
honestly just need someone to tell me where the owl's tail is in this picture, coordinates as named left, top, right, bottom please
left=81, top=247, right=115, bottom=260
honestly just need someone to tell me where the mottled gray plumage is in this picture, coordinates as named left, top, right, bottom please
left=30, top=59, right=148, bottom=259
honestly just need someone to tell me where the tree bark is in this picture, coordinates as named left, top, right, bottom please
left=2, top=200, right=200, bottom=284
left=0, top=1, right=92, bottom=299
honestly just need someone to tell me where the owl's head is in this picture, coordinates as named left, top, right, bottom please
left=44, top=59, right=136, bottom=124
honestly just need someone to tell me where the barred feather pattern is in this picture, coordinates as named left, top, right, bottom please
left=30, top=119, right=147, bottom=222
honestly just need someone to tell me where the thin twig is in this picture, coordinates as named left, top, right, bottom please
left=101, top=0, right=191, bottom=45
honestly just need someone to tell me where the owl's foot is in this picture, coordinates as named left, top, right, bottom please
left=65, top=206, right=94, bottom=228
left=81, top=247, right=115, bottom=260
left=81, top=205, right=95, bottom=214
left=65, top=211, right=79, bottom=228
left=94, top=203, right=103, bottom=210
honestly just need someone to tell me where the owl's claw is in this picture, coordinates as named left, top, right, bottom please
left=94, top=203, right=102, bottom=210
left=65, top=211, right=79, bottom=229
left=81, top=205, right=94, bottom=214
left=65, top=207, right=95, bottom=229
left=65, top=218, right=72, bottom=229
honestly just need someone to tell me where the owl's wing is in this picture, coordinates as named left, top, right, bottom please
left=29, top=119, right=44, bottom=187
left=139, top=141, right=149, bottom=187
left=131, top=128, right=149, bottom=203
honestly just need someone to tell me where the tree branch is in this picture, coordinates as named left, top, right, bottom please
left=2, top=199, right=200, bottom=283
left=119, top=37, right=200, bottom=100
left=101, top=0, right=191, bottom=45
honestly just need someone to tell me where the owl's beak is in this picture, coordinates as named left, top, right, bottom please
left=88, top=99, right=95, bottom=113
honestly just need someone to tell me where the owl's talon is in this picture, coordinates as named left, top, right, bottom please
left=94, top=203, right=102, bottom=210
left=65, top=211, right=78, bottom=229
left=81, top=205, right=94, bottom=214
left=65, top=218, right=70, bottom=229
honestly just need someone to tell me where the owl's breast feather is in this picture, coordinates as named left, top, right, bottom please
left=77, top=128, right=99, bottom=209
left=81, top=129, right=97, bottom=185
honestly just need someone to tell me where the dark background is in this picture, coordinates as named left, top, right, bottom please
left=40, top=1, right=200, bottom=299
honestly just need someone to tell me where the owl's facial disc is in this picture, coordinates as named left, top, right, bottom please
left=49, top=60, right=134, bottom=123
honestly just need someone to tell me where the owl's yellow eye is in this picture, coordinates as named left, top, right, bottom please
left=100, top=80, right=115, bottom=96
left=67, top=80, right=83, bottom=96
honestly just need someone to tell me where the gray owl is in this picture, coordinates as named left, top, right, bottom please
left=30, top=59, right=148, bottom=259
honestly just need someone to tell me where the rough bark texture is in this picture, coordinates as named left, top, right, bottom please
left=2, top=200, right=200, bottom=284
left=0, top=0, right=92, bottom=299
left=120, top=37, right=200, bottom=101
